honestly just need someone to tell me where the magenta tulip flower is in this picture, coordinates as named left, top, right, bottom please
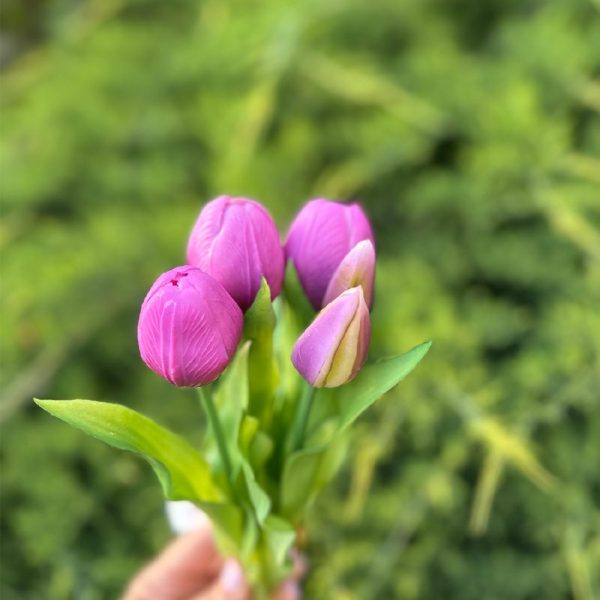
left=291, top=286, right=371, bottom=388
left=138, top=266, right=243, bottom=387
left=186, top=196, right=285, bottom=311
left=285, top=199, right=375, bottom=310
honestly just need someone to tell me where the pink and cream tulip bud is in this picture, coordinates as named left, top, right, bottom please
left=138, top=266, right=243, bottom=387
left=186, top=196, right=284, bottom=311
left=322, top=239, right=375, bottom=308
left=291, top=286, right=371, bottom=388
left=285, top=199, right=375, bottom=310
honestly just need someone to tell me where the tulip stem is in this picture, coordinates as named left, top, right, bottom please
left=197, top=387, right=234, bottom=491
left=289, top=384, right=316, bottom=452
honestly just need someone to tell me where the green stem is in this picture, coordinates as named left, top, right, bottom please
left=288, top=384, right=316, bottom=453
left=197, top=387, right=233, bottom=490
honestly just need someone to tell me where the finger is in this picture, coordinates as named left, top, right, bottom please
left=289, top=550, right=308, bottom=581
left=192, top=559, right=251, bottom=600
left=123, top=528, right=223, bottom=600
left=272, top=580, right=301, bottom=600
left=166, top=501, right=212, bottom=535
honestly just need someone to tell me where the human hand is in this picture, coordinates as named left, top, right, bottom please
left=123, top=518, right=303, bottom=600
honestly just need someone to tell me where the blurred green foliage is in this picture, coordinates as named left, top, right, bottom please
left=1, top=0, right=600, bottom=598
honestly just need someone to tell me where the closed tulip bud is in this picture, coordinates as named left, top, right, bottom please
left=138, top=266, right=243, bottom=387
left=186, top=196, right=285, bottom=311
left=291, top=286, right=371, bottom=388
left=285, top=199, right=375, bottom=310
left=322, top=239, right=375, bottom=308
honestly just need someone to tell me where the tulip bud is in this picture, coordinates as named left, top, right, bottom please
left=285, top=199, right=375, bottom=310
left=322, top=239, right=375, bottom=308
left=138, top=266, right=243, bottom=387
left=291, top=287, right=371, bottom=388
left=186, top=196, right=285, bottom=311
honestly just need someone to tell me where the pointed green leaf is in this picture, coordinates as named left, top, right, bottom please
left=244, top=279, right=276, bottom=419
left=241, top=461, right=271, bottom=524
left=206, top=342, right=250, bottom=477
left=240, top=415, right=274, bottom=470
left=283, top=261, right=314, bottom=326
left=318, top=340, right=432, bottom=433
left=280, top=342, right=431, bottom=519
left=273, top=298, right=303, bottom=406
left=202, top=502, right=245, bottom=549
left=240, top=414, right=260, bottom=455
left=249, top=429, right=274, bottom=469
left=280, top=446, right=322, bottom=518
left=263, top=515, right=297, bottom=566
left=245, top=279, right=276, bottom=336
left=239, top=506, right=259, bottom=559
left=280, top=435, right=347, bottom=520
left=216, top=341, right=251, bottom=410
left=34, top=399, right=223, bottom=502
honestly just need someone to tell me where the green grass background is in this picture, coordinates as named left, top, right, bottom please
left=1, top=0, right=599, bottom=598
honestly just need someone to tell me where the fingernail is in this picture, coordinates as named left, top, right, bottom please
left=281, top=581, right=300, bottom=600
left=164, top=501, right=211, bottom=535
left=290, top=549, right=308, bottom=578
left=220, top=559, right=244, bottom=593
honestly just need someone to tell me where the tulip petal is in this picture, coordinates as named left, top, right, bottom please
left=323, top=288, right=371, bottom=387
left=187, top=197, right=284, bottom=311
left=285, top=199, right=374, bottom=309
left=291, top=287, right=370, bottom=388
left=322, top=239, right=375, bottom=308
left=138, top=267, right=243, bottom=387
left=291, top=289, right=359, bottom=386
left=322, top=308, right=361, bottom=387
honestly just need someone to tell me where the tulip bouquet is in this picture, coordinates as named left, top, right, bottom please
left=36, top=197, right=430, bottom=597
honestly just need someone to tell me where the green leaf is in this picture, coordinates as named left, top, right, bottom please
left=280, top=435, right=347, bottom=520
left=280, top=342, right=431, bottom=519
left=239, top=506, right=259, bottom=559
left=214, top=341, right=250, bottom=414
left=317, top=340, right=432, bottom=433
left=240, top=414, right=260, bottom=455
left=208, top=342, right=250, bottom=477
left=245, top=279, right=275, bottom=336
left=240, top=415, right=274, bottom=470
left=244, top=279, right=277, bottom=420
left=249, top=429, right=274, bottom=469
left=272, top=298, right=304, bottom=408
left=34, top=399, right=223, bottom=502
left=283, top=261, right=314, bottom=326
left=203, top=502, right=245, bottom=550
left=241, top=461, right=271, bottom=524
left=263, top=515, right=297, bottom=566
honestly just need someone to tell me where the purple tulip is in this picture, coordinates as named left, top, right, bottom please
left=186, top=196, right=285, bottom=311
left=138, top=266, right=243, bottom=387
left=291, top=286, right=371, bottom=388
left=285, top=199, right=375, bottom=310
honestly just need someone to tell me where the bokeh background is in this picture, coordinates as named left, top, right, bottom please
left=2, top=0, right=600, bottom=598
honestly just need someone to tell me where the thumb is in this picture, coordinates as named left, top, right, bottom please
left=193, top=560, right=251, bottom=600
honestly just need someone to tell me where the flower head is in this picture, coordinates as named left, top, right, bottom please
left=285, top=199, right=375, bottom=310
left=291, top=286, right=371, bottom=388
left=322, top=239, right=375, bottom=308
left=138, top=266, right=243, bottom=386
left=187, top=196, right=284, bottom=311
